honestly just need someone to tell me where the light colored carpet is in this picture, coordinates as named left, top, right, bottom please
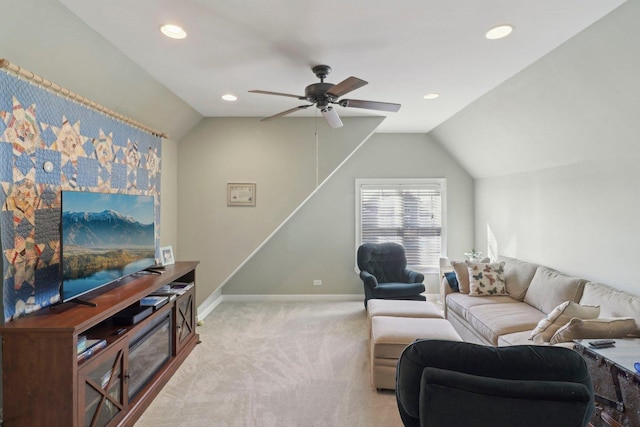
left=135, top=300, right=403, bottom=427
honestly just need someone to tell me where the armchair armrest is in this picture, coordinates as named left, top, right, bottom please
left=403, top=269, right=425, bottom=284
left=359, top=270, right=378, bottom=289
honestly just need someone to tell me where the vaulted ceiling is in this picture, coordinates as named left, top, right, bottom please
left=57, top=0, right=625, bottom=133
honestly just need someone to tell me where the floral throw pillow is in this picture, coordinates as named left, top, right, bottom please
left=466, top=261, right=507, bottom=296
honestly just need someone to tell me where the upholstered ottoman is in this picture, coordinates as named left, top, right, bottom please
left=370, top=316, right=462, bottom=390
left=367, top=299, right=444, bottom=322
left=366, top=298, right=444, bottom=336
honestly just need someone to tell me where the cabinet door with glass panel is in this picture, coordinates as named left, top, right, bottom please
left=174, top=287, right=196, bottom=354
left=77, top=339, right=128, bottom=427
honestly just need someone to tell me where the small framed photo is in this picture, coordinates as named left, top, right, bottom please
left=227, top=183, right=256, bottom=206
left=160, top=246, right=175, bottom=266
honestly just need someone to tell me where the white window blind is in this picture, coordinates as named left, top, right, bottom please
left=356, top=179, right=445, bottom=271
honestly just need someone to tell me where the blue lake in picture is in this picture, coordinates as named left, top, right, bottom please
left=62, top=258, right=155, bottom=301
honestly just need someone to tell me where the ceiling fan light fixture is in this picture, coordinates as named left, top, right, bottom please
left=222, top=94, right=237, bottom=101
left=423, top=93, right=440, bottom=100
left=485, top=24, right=513, bottom=40
left=160, top=24, right=187, bottom=39
left=321, top=107, right=343, bottom=129
left=250, top=65, right=400, bottom=129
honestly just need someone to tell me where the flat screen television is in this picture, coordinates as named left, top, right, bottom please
left=60, top=191, right=156, bottom=303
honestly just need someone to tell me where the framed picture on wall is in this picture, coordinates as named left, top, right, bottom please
left=227, top=183, right=256, bottom=206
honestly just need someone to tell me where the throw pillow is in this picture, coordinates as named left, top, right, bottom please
left=451, top=261, right=470, bottom=294
left=550, top=317, right=637, bottom=344
left=529, top=301, right=600, bottom=344
left=466, top=261, right=507, bottom=297
left=452, top=258, right=490, bottom=293
left=523, top=266, right=586, bottom=315
left=444, top=271, right=459, bottom=292
left=497, top=256, right=539, bottom=301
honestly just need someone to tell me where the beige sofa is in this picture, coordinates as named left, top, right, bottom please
left=441, top=256, right=640, bottom=346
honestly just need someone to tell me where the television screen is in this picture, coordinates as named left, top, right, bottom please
left=61, top=191, right=156, bottom=302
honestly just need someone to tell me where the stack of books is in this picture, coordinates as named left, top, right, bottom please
left=77, top=338, right=107, bottom=362
left=169, top=282, right=194, bottom=295
left=77, top=335, right=88, bottom=354
left=149, top=282, right=194, bottom=300
left=140, top=295, right=169, bottom=310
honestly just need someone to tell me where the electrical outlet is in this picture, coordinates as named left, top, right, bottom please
left=313, top=280, right=322, bottom=286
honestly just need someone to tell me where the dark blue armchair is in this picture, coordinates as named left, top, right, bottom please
left=396, top=340, right=594, bottom=427
left=357, top=242, right=426, bottom=308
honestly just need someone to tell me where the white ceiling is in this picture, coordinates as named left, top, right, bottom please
left=57, top=0, right=625, bottom=133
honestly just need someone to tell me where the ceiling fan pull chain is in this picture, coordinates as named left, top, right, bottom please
left=315, top=109, right=319, bottom=188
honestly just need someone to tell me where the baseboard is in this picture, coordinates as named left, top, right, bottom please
left=196, top=287, right=223, bottom=322
left=197, top=293, right=363, bottom=321
left=222, top=294, right=363, bottom=302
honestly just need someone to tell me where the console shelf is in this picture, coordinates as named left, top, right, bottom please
left=0, top=261, right=200, bottom=427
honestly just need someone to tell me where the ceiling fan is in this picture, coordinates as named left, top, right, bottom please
left=249, top=65, right=401, bottom=129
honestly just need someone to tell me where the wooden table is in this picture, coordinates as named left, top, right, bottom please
left=574, top=338, right=640, bottom=427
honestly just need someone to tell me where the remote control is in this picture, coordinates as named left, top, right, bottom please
left=589, top=339, right=616, bottom=348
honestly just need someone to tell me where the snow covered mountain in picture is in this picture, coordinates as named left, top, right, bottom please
left=62, top=209, right=154, bottom=248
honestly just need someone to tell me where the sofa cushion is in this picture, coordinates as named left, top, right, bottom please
left=549, top=317, right=637, bottom=344
left=466, top=302, right=546, bottom=346
left=529, top=301, right=600, bottom=344
left=498, top=256, right=539, bottom=301
left=467, top=261, right=507, bottom=296
left=523, top=266, right=586, bottom=314
left=497, top=330, right=535, bottom=346
left=497, top=331, right=576, bottom=349
left=580, top=281, right=640, bottom=336
left=446, top=293, right=517, bottom=321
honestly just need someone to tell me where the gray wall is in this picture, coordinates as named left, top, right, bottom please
left=177, top=117, right=392, bottom=306
left=160, top=139, right=179, bottom=249
left=221, top=132, right=474, bottom=297
left=429, top=1, right=639, bottom=293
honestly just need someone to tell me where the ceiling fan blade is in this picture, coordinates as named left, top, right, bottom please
left=321, top=106, right=343, bottom=129
left=260, top=105, right=312, bottom=121
left=325, top=77, right=368, bottom=98
left=249, top=90, right=305, bottom=100
left=339, top=99, right=401, bottom=112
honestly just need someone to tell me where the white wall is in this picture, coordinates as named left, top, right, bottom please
left=222, top=133, right=474, bottom=298
left=430, top=2, right=639, bottom=180
left=177, top=117, right=386, bottom=306
left=429, top=1, right=640, bottom=293
left=475, top=158, right=639, bottom=293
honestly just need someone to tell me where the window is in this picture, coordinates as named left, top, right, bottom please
left=356, top=178, right=446, bottom=272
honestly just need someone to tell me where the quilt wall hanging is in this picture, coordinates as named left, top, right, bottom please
left=0, top=60, right=165, bottom=322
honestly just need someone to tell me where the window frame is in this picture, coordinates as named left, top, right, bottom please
left=355, top=178, right=447, bottom=274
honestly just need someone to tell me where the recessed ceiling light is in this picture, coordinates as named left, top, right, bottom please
left=485, top=25, right=513, bottom=40
left=160, top=24, right=187, bottom=40
left=222, top=94, right=237, bottom=101
left=423, top=93, right=440, bottom=100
